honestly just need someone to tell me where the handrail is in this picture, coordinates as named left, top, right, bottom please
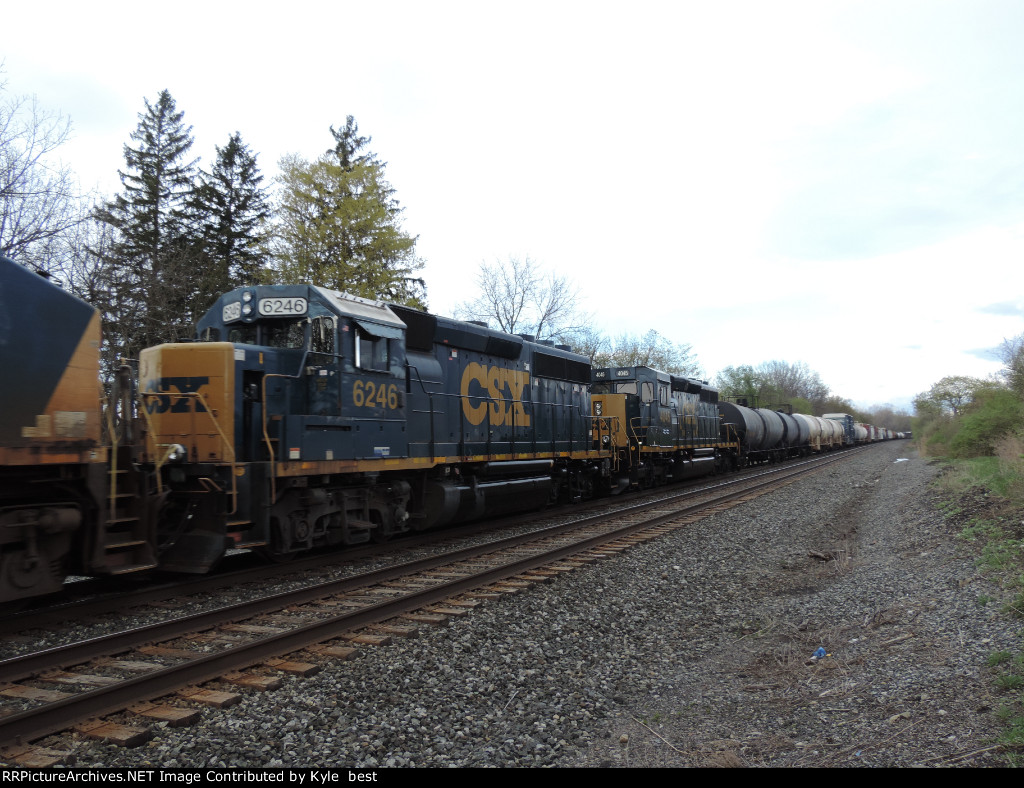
left=138, top=391, right=238, bottom=514
left=102, top=396, right=120, bottom=519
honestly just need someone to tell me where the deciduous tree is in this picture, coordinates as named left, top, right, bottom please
left=922, top=375, right=1000, bottom=416
left=458, top=255, right=584, bottom=342
left=998, top=333, right=1024, bottom=399
left=596, top=330, right=701, bottom=376
left=269, top=117, right=425, bottom=307
left=716, top=360, right=830, bottom=408
left=0, top=76, right=82, bottom=276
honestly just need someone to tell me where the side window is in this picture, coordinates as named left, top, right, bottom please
left=312, top=316, right=335, bottom=354
left=659, top=386, right=669, bottom=406
left=641, top=382, right=654, bottom=403
left=356, top=329, right=389, bottom=372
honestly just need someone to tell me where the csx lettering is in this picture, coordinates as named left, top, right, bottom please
left=460, top=363, right=531, bottom=427
left=145, top=377, right=210, bottom=413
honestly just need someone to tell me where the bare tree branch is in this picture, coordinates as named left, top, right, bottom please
left=0, top=84, right=81, bottom=272
left=458, top=255, right=586, bottom=341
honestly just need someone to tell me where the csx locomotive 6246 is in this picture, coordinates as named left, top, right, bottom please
left=140, top=282, right=614, bottom=573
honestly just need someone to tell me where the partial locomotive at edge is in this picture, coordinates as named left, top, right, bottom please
left=0, top=255, right=903, bottom=605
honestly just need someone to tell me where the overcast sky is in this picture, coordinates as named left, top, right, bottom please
left=4, top=0, right=1023, bottom=410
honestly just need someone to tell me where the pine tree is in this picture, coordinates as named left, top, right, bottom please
left=270, top=117, right=426, bottom=307
left=189, top=132, right=270, bottom=306
left=92, top=90, right=200, bottom=364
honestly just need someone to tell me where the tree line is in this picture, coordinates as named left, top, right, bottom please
left=455, top=255, right=702, bottom=377
left=913, top=335, right=1024, bottom=458
left=1, top=78, right=906, bottom=429
left=455, top=256, right=910, bottom=429
left=0, top=82, right=423, bottom=375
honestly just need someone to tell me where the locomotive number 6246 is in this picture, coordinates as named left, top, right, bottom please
left=258, top=297, right=308, bottom=316
left=352, top=380, right=399, bottom=410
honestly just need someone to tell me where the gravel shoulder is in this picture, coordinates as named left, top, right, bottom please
left=47, top=442, right=1021, bottom=768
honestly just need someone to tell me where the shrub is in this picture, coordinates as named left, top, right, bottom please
left=949, top=389, right=1024, bottom=458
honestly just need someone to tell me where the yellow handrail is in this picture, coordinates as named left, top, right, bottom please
left=138, top=391, right=238, bottom=514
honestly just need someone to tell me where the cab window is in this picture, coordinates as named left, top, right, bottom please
left=265, top=320, right=305, bottom=348
left=228, top=325, right=258, bottom=345
left=311, top=316, right=335, bottom=354
left=356, top=329, right=389, bottom=372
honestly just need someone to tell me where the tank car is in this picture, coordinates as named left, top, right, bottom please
left=775, top=409, right=808, bottom=455
left=138, top=284, right=613, bottom=568
left=0, top=255, right=155, bottom=603
left=717, top=401, right=794, bottom=464
left=793, top=413, right=823, bottom=451
left=823, top=413, right=857, bottom=446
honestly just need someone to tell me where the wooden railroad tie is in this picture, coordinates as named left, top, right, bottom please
left=178, top=688, right=242, bottom=708
left=307, top=644, right=360, bottom=660
left=223, top=672, right=282, bottom=691
left=0, top=745, right=71, bottom=768
left=129, top=703, right=201, bottom=727
left=73, top=720, right=152, bottom=748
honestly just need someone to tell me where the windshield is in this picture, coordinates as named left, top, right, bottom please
left=264, top=320, right=306, bottom=348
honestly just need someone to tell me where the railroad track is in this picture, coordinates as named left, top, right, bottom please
left=0, top=447, right=863, bottom=765
left=0, top=449, right=850, bottom=645
left=0, top=448, right=860, bottom=641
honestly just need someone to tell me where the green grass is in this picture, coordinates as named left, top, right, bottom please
left=961, top=517, right=1001, bottom=541
left=995, top=674, right=1024, bottom=692
left=939, top=447, right=1024, bottom=761
left=997, top=710, right=1024, bottom=758
left=980, top=538, right=1024, bottom=574
left=989, top=651, right=1014, bottom=667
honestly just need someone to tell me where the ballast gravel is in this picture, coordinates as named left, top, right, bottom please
left=42, top=442, right=1021, bottom=767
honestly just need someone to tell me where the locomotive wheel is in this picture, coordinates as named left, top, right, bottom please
left=0, top=545, right=65, bottom=602
left=258, top=516, right=298, bottom=563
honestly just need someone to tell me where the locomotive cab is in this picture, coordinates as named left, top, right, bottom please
left=591, top=367, right=724, bottom=488
left=140, top=285, right=414, bottom=567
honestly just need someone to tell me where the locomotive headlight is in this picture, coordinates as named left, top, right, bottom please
left=242, top=291, right=253, bottom=302
left=602, top=435, right=610, bottom=446
left=594, top=402, right=603, bottom=416
left=166, top=444, right=188, bottom=464
left=242, top=303, right=253, bottom=315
